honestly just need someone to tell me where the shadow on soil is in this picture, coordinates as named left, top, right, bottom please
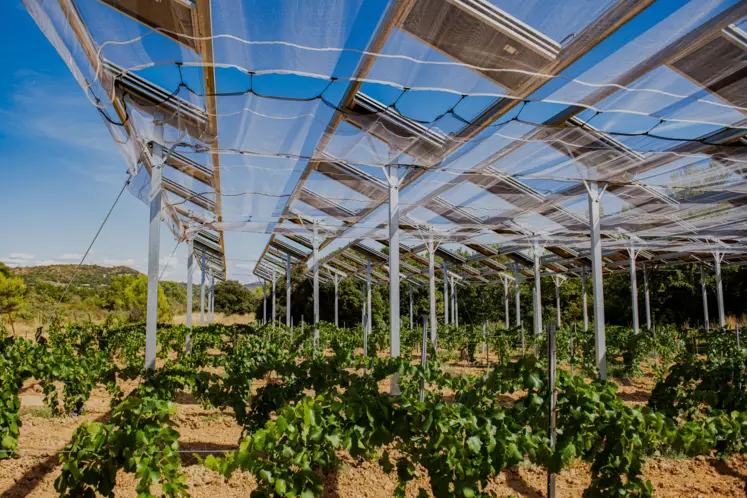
left=505, top=467, right=543, bottom=498
left=1, top=410, right=112, bottom=498
left=709, top=458, right=747, bottom=494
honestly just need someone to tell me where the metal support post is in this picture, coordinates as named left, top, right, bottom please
left=409, top=284, right=413, bottom=330
left=210, top=273, right=215, bottom=324
left=366, top=260, right=372, bottom=347
left=714, top=251, right=726, bottom=328
left=271, top=267, right=276, bottom=328
left=262, top=280, right=266, bottom=325
left=420, top=314, right=428, bottom=402
left=503, top=277, right=510, bottom=328
left=643, top=263, right=651, bottom=330
left=286, top=253, right=292, bottom=328
left=205, top=271, right=210, bottom=325
left=547, top=323, right=557, bottom=498
left=186, top=238, right=194, bottom=354
left=532, top=245, right=542, bottom=337
left=581, top=265, right=588, bottom=332
left=553, top=277, right=561, bottom=328
left=334, top=274, right=339, bottom=328
left=514, top=263, right=521, bottom=329
left=481, top=321, right=486, bottom=357
left=387, top=165, right=401, bottom=395
left=455, top=281, right=459, bottom=327
left=145, top=118, right=164, bottom=370
left=700, top=263, right=709, bottom=333
left=586, top=180, right=607, bottom=380
left=450, top=276, right=456, bottom=325
left=312, top=223, right=320, bottom=346
left=628, top=248, right=639, bottom=335
left=200, top=251, right=206, bottom=327
left=428, top=239, right=438, bottom=350
left=443, top=261, right=449, bottom=325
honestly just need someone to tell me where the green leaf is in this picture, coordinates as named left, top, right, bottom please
left=274, top=478, right=287, bottom=495
left=1, top=435, right=15, bottom=450
left=467, top=436, right=481, bottom=454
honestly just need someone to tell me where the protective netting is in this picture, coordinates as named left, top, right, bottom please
left=23, top=0, right=747, bottom=282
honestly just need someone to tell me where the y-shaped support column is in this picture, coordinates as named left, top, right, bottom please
left=532, top=243, right=543, bottom=337
left=700, top=263, right=709, bottom=333
left=713, top=251, right=726, bottom=328
left=585, top=180, right=607, bottom=380
left=627, top=247, right=640, bottom=335
left=443, top=261, right=449, bottom=325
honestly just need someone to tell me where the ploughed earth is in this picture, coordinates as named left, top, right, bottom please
left=2, top=355, right=746, bottom=498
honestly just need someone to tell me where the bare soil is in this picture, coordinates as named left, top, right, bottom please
left=2, top=359, right=746, bottom=497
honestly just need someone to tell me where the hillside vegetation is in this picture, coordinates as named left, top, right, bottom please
left=12, top=264, right=139, bottom=287
left=1, top=263, right=260, bottom=328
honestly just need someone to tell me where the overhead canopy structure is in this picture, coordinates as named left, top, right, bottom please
left=24, top=0, right=747, bottom=286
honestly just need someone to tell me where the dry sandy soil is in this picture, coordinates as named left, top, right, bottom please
left=2, top=356, right=747, bottom=498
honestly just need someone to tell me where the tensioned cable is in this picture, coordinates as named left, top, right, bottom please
left=51, top=174, right=133, bottom=322
left=159, top=240, right=180, bottom=281
left=92, top=30, right=747, bottom=115
left=101, top=73, right=747, bottom=141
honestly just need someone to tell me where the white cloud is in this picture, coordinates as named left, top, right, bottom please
left=7, top=253, right=35, bottom=260
left=59, top=253, right=84, bottom=260
left=101, top=258, right=136, bottom=267
left=1, top=254, right=63, bottom=267
left=36, top=259, right=62, bottom=266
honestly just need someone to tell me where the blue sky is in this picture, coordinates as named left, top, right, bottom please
left=0, top=2, right=265, bottom=282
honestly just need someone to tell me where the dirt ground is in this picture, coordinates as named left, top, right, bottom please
left=3, top=356, right=747, bottom=498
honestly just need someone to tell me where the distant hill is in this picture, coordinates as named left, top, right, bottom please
left=11, top=264, right=141, bottom=288
left=245, top=281, right=263, bottom=291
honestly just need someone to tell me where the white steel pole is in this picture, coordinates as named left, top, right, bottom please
left=581, top=265, right=588, bottom=332
left=514, top=263, right=521, bottom=327
left=210, top=273, right=215, bottom=323
left=145, top=118, right=164, bottom=371
left=334, top=274, right=339, bottom=328
left=643, top=263, right=651, bottom=330
left=701, top=263, right=709, bottom=333
left=455, top=282, right=459, bottom=327
left=503, top=277, right=510, bottom=328
left=313, top=224, right=320, bottom=346
left=443, top=261, right=449, bottom=325
left=388, top=165, right=401, bottom=394
left=428, top=240, right=438, bottom=349
left=714, top=252, right=725, bottom=328
left=361, top=281, right=366, bottom=329
left=186, top=238, right=194, bottom=353
left=450, top=276, right=456, bottom=325
left=286, top=253, right=292, bottom=328
left=629, top=249, right=639, bottom=335
left=554, top=278, right=561, bottom=328
left=200, top=250, right=206, bottom=326
left=271, top=267, right=276, bottom=327
left=533, top=245, right=542, bottom=337
left=366, top=260, right=372, bottom=346
left=205, top=272, right=212, bottom=325
left=587, top=180, right=607, bottom=380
